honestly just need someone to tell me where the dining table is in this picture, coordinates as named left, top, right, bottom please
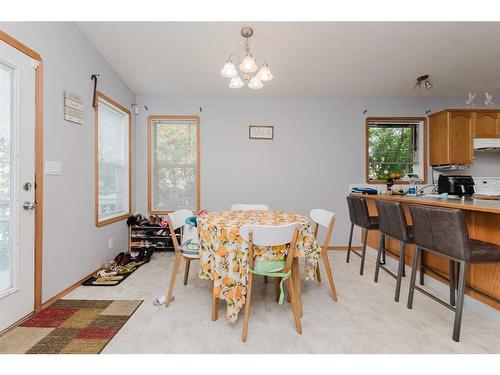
left=197, top=210, right=321, bottom=323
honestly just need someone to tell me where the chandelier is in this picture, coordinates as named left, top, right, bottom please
left=220, top=26, right=273, bottom=90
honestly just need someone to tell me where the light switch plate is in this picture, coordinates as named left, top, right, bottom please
left=45, top=161, right=62, bottom=175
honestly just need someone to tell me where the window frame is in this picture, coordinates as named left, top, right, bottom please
left=365, top=117, right=428, bottom=184
left=94, top=91, right=132, bottom=227
left=147, top=115, right=200, bottom=214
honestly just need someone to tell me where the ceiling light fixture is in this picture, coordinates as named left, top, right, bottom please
left=220, top=26, right=273, bottom=90
left=415, top=74, right=433, bottom=90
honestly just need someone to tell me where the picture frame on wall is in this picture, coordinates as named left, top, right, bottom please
left=249, top=125, right=274, bottom=140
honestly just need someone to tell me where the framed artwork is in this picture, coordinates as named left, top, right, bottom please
left=249, top=125, right=274, bottom=140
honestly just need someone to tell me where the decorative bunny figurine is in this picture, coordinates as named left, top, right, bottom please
left=484, top=92, right=495, bottom=108
left=465, top=92, right=476, bottom=108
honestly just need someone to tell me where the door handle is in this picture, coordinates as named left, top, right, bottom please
left=23, top=201, right=37, bottom=210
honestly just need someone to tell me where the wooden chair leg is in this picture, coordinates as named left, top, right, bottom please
left=315, top=265, right=322, bottom=282
left=165, top=252, right=182, bottom=307
left=211, top=281, right=219, bottom=321
left=286, top=276, right=303, bottom=335
left=321, top=248, right=338, bottom=301
left=242, top=273, right=254, bottom=343
left=292, top=257, right=302, bottom=317
left=274, top=278, right=281, bottom=303
left=183, top=258, right=191, bottom=286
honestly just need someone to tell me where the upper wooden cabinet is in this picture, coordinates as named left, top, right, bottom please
left=429, top=110, right=474, bottom=165
left=449, top=111, right=474, bottom=164
left=429, top=109, right=500, bottom=165
left=474, top=112, right=500, bottom=138
left=429, top=111, right=449, bottom=165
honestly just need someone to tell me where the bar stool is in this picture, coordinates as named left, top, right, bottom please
left=346, top=196, right=379, bottom=275
left=407, top=205, right=500, bottom=342
left=373, top=200, right=412, bottom=302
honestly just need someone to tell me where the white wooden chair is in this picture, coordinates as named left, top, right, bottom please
left=239, top=223, right=302, bottom=342
left=230, top=203, right=270, bottom=211
left=165, top=209, right=199, bottom=307
left=310, top=208, right=338, bottom=301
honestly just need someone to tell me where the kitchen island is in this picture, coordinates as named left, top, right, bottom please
left=350, top=193, right=500, bottom=310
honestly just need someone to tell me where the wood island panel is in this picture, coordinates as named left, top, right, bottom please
left=356, top=194, right=500, bottom=310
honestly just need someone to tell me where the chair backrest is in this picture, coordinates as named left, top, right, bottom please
left=239, top=223, right=298, bottom=247
left=409, top=205, right=470, bottom=261
left=346, top=196, right=371, bottom=228
left=167, top=209, right=195, bottom=250
left=239, top=223, right=299, bottom=271
left=230, top=203, right=269, bottom=211
left=310, top=208, right=336, bottom=250
left=167, top=209, right=194, bottom=230
left=310, top=208, right=335, bottom=228
left=375, top=200, right=410, bottom=242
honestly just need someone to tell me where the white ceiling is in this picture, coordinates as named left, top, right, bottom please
left=77, top=22, right=500, bottom=98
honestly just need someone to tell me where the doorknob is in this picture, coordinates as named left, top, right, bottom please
left=23, top=201, right=37, bottom=210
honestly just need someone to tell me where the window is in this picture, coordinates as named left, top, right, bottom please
left=148, top=116, right=199, bottom=213
left=366, top=118, right=427, bottom=183
left=95, top=92, right=131, bottom=226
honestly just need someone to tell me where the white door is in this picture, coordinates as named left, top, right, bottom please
left=0, top=40, right=36, bottom=332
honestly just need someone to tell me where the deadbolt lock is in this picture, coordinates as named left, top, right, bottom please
left=23, top=182, right=32, bottom=191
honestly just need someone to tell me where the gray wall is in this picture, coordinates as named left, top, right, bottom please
left=0, top=23, right=136, bottom=301
left=134, top=96, right=456, bottom=246
left=468, top=153, right=500, bottom=177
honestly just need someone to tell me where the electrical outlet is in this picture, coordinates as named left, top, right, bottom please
left=108, top=238, right=114, bottom=249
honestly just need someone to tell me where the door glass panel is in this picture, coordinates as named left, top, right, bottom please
left=0, top=62, right=13, bottom=295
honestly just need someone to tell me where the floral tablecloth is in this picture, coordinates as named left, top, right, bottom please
left=198, top=210, right=321, bottom=323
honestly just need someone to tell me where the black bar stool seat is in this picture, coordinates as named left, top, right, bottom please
left=374, top=200, right=413, bottom=302
left=407, top=204, right=500, bottom=342
left=346, top=196, right=379, bottom=275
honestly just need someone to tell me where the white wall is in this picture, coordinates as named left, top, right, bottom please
left=135, top=96, right=456, bottom=246
left=0, top=23, right=136, bottom=301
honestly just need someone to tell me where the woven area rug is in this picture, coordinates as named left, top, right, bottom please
left=0, top=299, right=142, bottom=354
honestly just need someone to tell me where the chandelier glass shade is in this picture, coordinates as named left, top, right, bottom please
left=239, top=55, right=258, bottom=73
left=229, top=76, right=244, bottom=89
left=220, top=27, right=273, bottom=90
left=256, top=64, right=273, bottom=82
left=220, top=62, right=238, bottom=78
left=248, top=76, right=264, bottom=90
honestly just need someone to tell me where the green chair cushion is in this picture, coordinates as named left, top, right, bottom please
left=250, top=258, right=290, bottom=304
left=253, top=258, right=285, bottom=274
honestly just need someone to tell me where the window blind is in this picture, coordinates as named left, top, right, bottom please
left=97, top=98, right=130, bottom=222
left=150, top=118, right=198, bottom=212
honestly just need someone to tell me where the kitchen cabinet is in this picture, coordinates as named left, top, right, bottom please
left=429, top=110, right=474, bottom=165
left=429, top=111, right=449, bottom=165
left=474, top=111, right=500, bottom=138
left=449, top=111, right=473, bottom=164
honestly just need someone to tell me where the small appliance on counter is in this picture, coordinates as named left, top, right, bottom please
left=437, top=175, right=475, bottom=197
